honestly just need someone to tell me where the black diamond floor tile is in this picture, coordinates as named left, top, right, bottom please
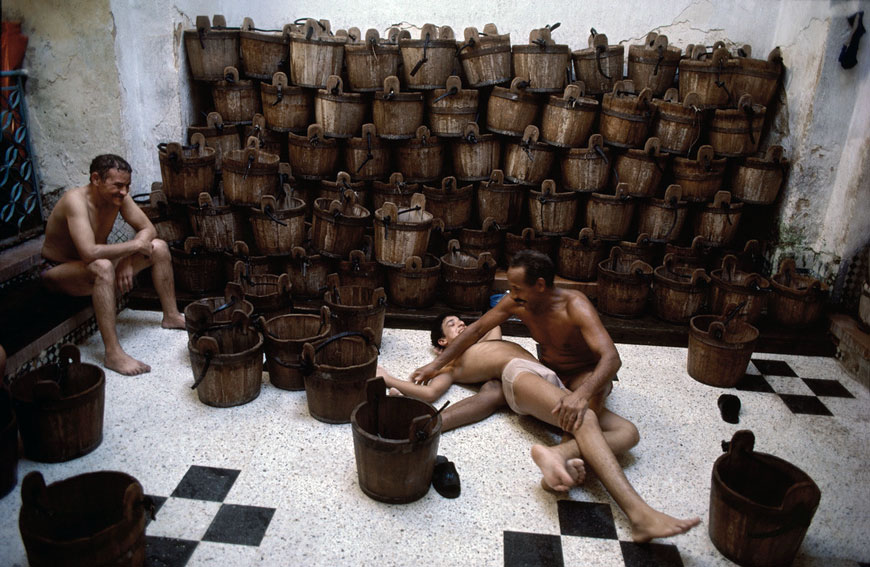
left=171, top=466, right=240, bottom=502
left=145, top=536, right=198, bottom=567
left=146, top=495, right=167, bottom=527
left=735, top=373, right=775, bottom=393
left=202, top=503, right=276, bottom=546
left=751, top=359, right=798, bottom=377
left=557, top=500, right=618, bottom=539
left=779, top=394, right=833, bottom=416
left=620, top=541, right=684, bottom=567
left=503, top=531, right=564, bottom=567
left=802, top=378, right=855, bottom=398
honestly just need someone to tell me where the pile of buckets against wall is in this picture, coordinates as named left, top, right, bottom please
left=0, top=16, right=823, bottom=566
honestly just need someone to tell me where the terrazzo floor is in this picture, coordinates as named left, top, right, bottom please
left=1, top=308, right=868, bottom=567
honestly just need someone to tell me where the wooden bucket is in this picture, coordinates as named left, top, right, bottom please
left=222, top=136, right=280, bottom=205
left=337, top=243, right=386, bottom=289
left=708, top=94, right=766, bottom=157
left=679, top=46, right=738, bottom=108
left=504, top=125, right=556, bottom=186
left=611, top=137, right=668, bottom=197
left=301, top=329, right=380, bottom=423
left=512, top=27, right=571, bottom=92
left=441, top=239, right=497, bottom=311
left=372, top=75, right=425, bottom=139
left=261, top=306, right=331, bottom=391
left=171, top=237, right=225, bottom=293
left=427, top=75, right=479, bottom=138
left=423, top=176, right=474, bottom=230
left=504, top=227, right=557, bottom=265
left=0, top=389, right=17, bottom=498
left=558, top=227, right=607, bottom=282
left=528, top=179, right=578, bottom=235
left=239, top=19, right=292, bottom=79
left=396, top=125, right=445, bottom=183
left=243, top=113, right=285, bottom=161
left=374, top=193, right=433, bottom=267
left=344, top=28, right=402, bottom=92
left=212, top=66, right=261, bottom=124
left=652, top=89, right=705, bottom=156
left=249, top=192, right=307, bottom=255
left=486, top=77, right=540, bottom=137
left=710, top=430, right=821, bottom=567
left=221, top=239, right=272, bottom=282
left=158, top=134, right=216, bottom=204
left=10, top=345, right=104, bottom=463
left=665, top=235, right=711, bottom=270
left=399, top=24, right=457, bottom=90
left=586, top=183, right=636, bottom=240
left=457, top=24, right=511, bottom=87
left=451, top=122, right=501, bottom=181
left=732, top=46, right=783, bottom=108
left=653, top=254, right=710, bottom=323
left=288, top=124, right=340, bottom=180
left=187, top=112, right=241, bottom=171
left=731, top=145, right=788, bottom=205
left=184, top=15, right=240, bottom=81
left=317, top=171, right=367, bottom=209
left=600, top=81, right=654, bottom=148
left=617, top=233, right=660, bottom=267
left=596, top=246, right=653, bottom=318
left=289, top=19, right=347, bottom=88
left=260, top=72, right=313, bottom=134
left=311, top=190, right=372, bottom=259
left=315, top=75, right=367, bottom=138
left=769, top=258, right=828, bottom=328
left=385, top=254, right=442, bottom=308
left=187, top=192, right=243, bottom=251
left=372, top=172, right=420, bottom=210
left=540, top=83, right=599, bottom=148
left=477, top=169, right=526, bottom=229
left=184, top=288, right=254, bottom=342
left=626, top=33, right=682, bottom=97
left=352, top=377, right=442, bottom=503
left=342, top=124, right=389, bottom=182
left=710, top=255, right=771, bottom=324
left=637, top=184, right=688, bottom=243
left=188, top=311, right=263, bottom=408
left=671, top=145, right=727, bottom=202
left=230, top=264, right=292, bottom=317
left=561, top=134, right=611, bottom=192
left=324, top=274, right=387, bottom=346
left=460, top=217, right=505, bottom=263
left=280, top=245, right=335, bottom=299
left=694, top=191, right=743, bottom=247
left=132, top=186, right=190, bottom=246
left=19, top=470, right=148, bottom=567
left=688, top=310, right=759, bottom=387
left=572, top=31, right=624, bottom=96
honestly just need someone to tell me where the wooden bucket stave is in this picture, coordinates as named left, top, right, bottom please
left=540, top=83, right=599, bottom=148
left=512, top=28, right=571, bottom=92
left=451, top=122, right=501, bottom=181
left=504, top=125, right=556, bottom=186
left=710, top=255, right=770, bottom=324
left=653, top=254, right=710, bottom=323
left=399, top=24, right=457, bottom=90
left=528, top=179, right=578, bottom=235
left=344, top=29, right=401, bottom=92
left=385, top=254, right=442, bottom=308
left=458, top=25, right=512, bottom=87
left=611, top=137, right=669, bottom=197
left=396, top=125, right=445, bottom=183
left=626, top=33, right=681, bottom=97
left=671, top=145, right=727, bottom=202
left=652, top=89, right=706, bottom=155
left=288, top=124, right=340, bottom=180
left=596, top=247, right=653, bottom=317
left=260, top=72, right=313, bottom=133
left=486, top=77, right=540, bottom=137
left=423, top=176, right=474, bottom=231
left=345, top=123, right=391, bottom=182
left=324, top=275, right=387, bottom=346
left=427, top=76, right=480, bottom=138
left=730, top=145, right=788, bottom=205
left=572, top=32, right=624, bottom=95
left=289, top=19, right=347, bottom=88
left=600, top=81, right=655, bottom=148
left=184, top=15, right=240, bottom=81
left=372, top=172, right=419, bottom=210
left=693, top=191, right=743, bottom=247
left=315, top=75, right=367, bottom=138
left=769, top=258, right=828, bottom=327
left=249, top=192, right=307, bottom=255
left=372, top=75, right=425, bottom=139
left=373, top=194, right=434, bottom=266
left=636, top=184, right=688, bottom=242
left=187, top=112, right=241, bottom=171
left=261, top=306, right=331, bottom=391
left=171, top=237, right=225, bottom=293
left=708, top=94, right=766, bottom=157
left=239, top=19, right=291, bottom=79
left=477, top=169, right=526, bottom=228
left=212, top=66, right=261, bottom=124
left=561, top=134, right=611, bottom=192
left=557, top=227, right=607, bottom=282
left=440, top=240, right=497, bottom=311
left=688, top=313, right=759, bottom=386
left=586, top=183, right=636, bottom=241
left=731, top=46, right=783, bottom=108
left=158, top=136, right=216, bottom=204
left=222, top=136, right=280, bottom=206
left=678, top=46, right=738, bottom=108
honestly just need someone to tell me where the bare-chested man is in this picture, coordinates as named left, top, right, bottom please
left=40, top=154, right=185, bottom=375
left=410, top=250, right=700, bottom=543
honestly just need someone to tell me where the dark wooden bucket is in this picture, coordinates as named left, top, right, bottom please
left=187, top=112, right=240, bottom=171
left=338, top=243, right=386, bottom=289
left=289, top=19, right=347, bottom=88
left=132, top=186, right=190, bottom=246
left=288, top=124, right=340, bottom=180
left=0, top=389, right=17, bottom=498
left=451, top=122, right=502, bottom=181
left=243, top=113, right=286, bottom=161
left=528, top=179, right=578, bottom=235
left=477, top=169, right=526, bottom=229
left=671, top=145, right=727, bottom=202
left=710, top=255, right=771, bottom=324
left=345, top=123, right=391, bottom=182
left=441, top=239, right=497, bottom=311
left=572, top=32, right=624, bottom=96
left=693, top=191, right=744, bottom=247
left=617, top=233, right=661, bottom=267
left=301, top=330, right=380, bottom=423
left=653, top=254, right=710, bottom=323
left=344, top=28, right=402, bottom=92
left=732, top=46, right=783, bottom=108
left=222, top=240, right=273, bottom=283
left=512, top=27, right=571, bottom=93
left=611, top=137, right=668, bottom=197
left=540, top=83, right=599, bottom=148
left=171, top=237, right=225, bottom=293
left=665, top=235, right=711, bottom=269
left=486, top=77, right=540, bottom=137
left=460, top=217, right=505, bottom=263
left=158, top=134, right=216, bottom=204
left=708, top=94, right=766, bottom=157
left=19, top=470, right=148, bottom=567
left=396, top=125, right=445, bottom=183
left=731, top=145, right=788, bottom=205
left=352, top=377, right=441, bottom=503
left=504, top=125, right=556, bottom=186
left=260, top=72, right=313, bottom=134
left=184, top=288, right=254, bottom=342
left=385, top=254, right=441, bottom=309
left=423, top=176, right=474, bottom=231
left=10, top=345, right=104, bottom=463
left=558, top=227, right=607, bottom=281
left=261, top=306, right=331, bottom=391
left=688, top=310, right=759, bottom=386
left=586, top=183, right=636, bottom=240
left=239, top=19, right=292, bottom=79
left=324, top=274, right=387, bottom=346
left=596, top=246, right=653, bottom=318
left=188, top=192, right=243, bottom=251
left=374, top=193, right=434, bottom=267
left=315, top=75, right=367, bottom=138
left=222, top=136, right=280, bottom=206
left=427, top=76, right=479, bottom=138
left=319, top=169, right=366, bottom=209
left=561, top=134, right=611, bottom=192
left=372, top=75, right=425, bottom=139
left=279, top=245, right=335, bottom=299
left=652, top=89, right=705, bottom=156
left=230, top=264, right=292, bottom=318
left=458, top=24, right=511, bottom=87
left=212, top=66, right=261, bottom=124
left=504, top=227, right=557, bottom=265
left=769, top=258, right=828, bottom=328
left=311, top=190, right=371, bottom=259
left=710, top=430, right=821, bottom=567
left=679, top=46, right=738, bottom=108
left=184, top=15, right=240, bottom=81
left=249, top=192, right=307, bottom=255
left=637, top=184, right=688, bottom=243
left=600, top=81, right=654, bottom=148
left=398, top=24, right=457, bottom=90
left=372, top=172, right=419, bottom=211
left=626, top=33, right=681, bottom=97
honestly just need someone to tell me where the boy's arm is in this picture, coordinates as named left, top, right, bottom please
left=383, top=371, right=454, bottom=404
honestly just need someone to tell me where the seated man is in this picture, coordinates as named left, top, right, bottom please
left=40, top=154, right=185, bottom=375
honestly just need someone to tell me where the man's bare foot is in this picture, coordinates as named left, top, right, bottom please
left=162, top=312, right=186, bottom=329
left=532, top=444, right=580, bottom=492
left=630, top=509, right=701, bottom=543
left=565, top=458, right=586, bottom=485
left=105, top=351, right=151, bottom=376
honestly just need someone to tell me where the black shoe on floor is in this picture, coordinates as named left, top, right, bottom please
left=432, top=455, right=461, bottom=499
left=718, top=394, right=741, bottom=424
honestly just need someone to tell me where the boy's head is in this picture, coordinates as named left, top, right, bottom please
left=430, top=314, right=466, bottom=349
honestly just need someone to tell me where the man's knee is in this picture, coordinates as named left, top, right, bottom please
left=625, top=420, right=640, bottom=448
left=151, top=238, right=169, bottom=259
left=89, top=258, right=115, bottom=282
left=480, top=379, right=506, bottom=404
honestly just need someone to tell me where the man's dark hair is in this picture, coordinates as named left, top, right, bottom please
left=430, top=313, right=459, bottom=348
left=509, top=249, right=555, bottom=287
left=90, top=154, right=132, bottom=180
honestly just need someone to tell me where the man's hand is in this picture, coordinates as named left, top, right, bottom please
left=410, top=362, right=438, bottom=385
left=132, top=234, right=153, bottom=258
left=552, top=390, right=590, bottom=433
left=116, top=258, right=135, bottom=294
